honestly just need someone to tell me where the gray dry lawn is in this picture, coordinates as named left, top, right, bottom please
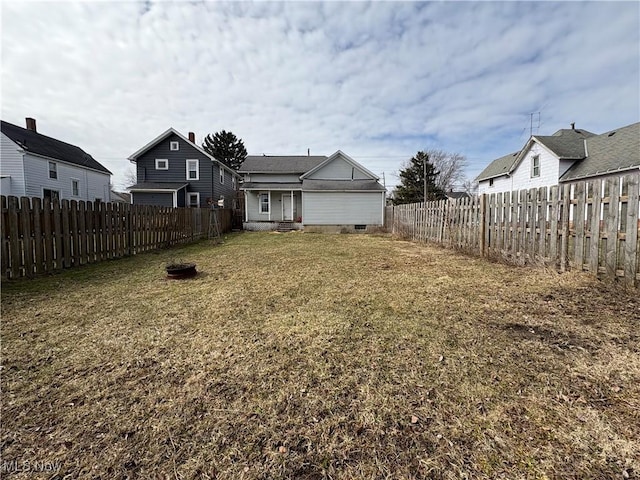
left=1, top=232, right=639, bottom=479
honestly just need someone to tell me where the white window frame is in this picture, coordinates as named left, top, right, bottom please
left=48, top=161, right=57, bottom=180
left=259, top=192, right=270, bottom=214
left=71, top=178, right=80, bottom=196
left=170, top=141, right=179, bottom=151
left=531, top=155, right=540, bottom=178
left=232, top=175, right=237, bottom=189
left=489, top=178, right=494, bottom=187
left=186, top=159, right=199, bottom=181
left=219, top=166, right=225, bottom=184
left=187, top=192, right=200, bottom=208
left=155, top=159, right=169, bottom=170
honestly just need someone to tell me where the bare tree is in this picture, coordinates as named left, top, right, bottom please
left=424, top=149, right=467, bottom=193
left=461, top=179, right=479, bottom=196
left=124, top=167, right=137, bottom=188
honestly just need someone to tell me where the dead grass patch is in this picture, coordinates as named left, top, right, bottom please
left=1, top=232, right=639, bottom=479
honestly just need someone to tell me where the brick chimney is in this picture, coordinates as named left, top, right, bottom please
left=188, top=132, right=195, bottom=143
left=26, top=117, right=37, bottom=132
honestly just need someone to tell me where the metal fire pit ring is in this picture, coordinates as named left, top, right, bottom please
left=166, top=263, right=197, bottom=279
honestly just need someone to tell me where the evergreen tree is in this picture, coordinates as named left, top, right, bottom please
left=392, top=151, right=445, bottom=205
left=201, top=130, right=247, bottom=170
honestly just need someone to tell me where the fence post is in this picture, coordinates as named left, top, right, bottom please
left=479, top=194, right=487, bottom=256
left=623, top=173, right=639, bottom=287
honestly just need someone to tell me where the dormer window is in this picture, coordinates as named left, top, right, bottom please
left=170, top=141, right=179, bottom=151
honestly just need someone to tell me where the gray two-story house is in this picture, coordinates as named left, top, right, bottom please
left=128, top=128, right=240, bottom=208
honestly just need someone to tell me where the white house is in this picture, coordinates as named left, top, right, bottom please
left=239, top=150, right=386, bottom=232
left=0, top=118, right=111, bottom=202
left=476, top=122, right=640, bottom=194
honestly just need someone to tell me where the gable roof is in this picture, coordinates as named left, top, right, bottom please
left=534, top=128, right=595, bottom=160
left=1, top=120, right=111, bottom=175
left=238, top=155, right=327, bottom=174
left=475, top=151, right=519, bottom=182
left=300, top=150, right=380, bottom=181
left=560, top=122, right=640, bottom=182
left=128, top=127, right=239, bottom=176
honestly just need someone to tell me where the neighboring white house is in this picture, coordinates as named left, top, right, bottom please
left=239, top=150, right=386, bottom=232
left=476, top=122, right=640, bottom=194
left=0, top=118, right=111, bottom=202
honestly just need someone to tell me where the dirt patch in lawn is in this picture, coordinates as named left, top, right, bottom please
left=2, top=233, right=639, bottom=479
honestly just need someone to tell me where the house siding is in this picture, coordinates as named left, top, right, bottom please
left=0, top=132, right=26, bottom=196
left=306, top=157, right=370, bottom=180
left=135, top=133, right=238, bottom=207
left=479, top=143, right=570, bottom=195
left=303, top=192, right=384, bottom=225
left=23, top=153, right=111, bottom=202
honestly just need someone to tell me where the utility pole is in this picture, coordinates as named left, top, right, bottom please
left=423, top=154, right=427, bottom=202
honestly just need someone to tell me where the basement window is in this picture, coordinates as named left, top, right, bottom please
left=354, top=225, right=367, bottom=230
left=170, top=141, right=179, bottom=151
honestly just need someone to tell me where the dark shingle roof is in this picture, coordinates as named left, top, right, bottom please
left=560, top=122, right=640, bottom=181
left=534, top=128, right=595, bottom=159
left=302, top=179, right=386, bottom=191
left=241, top=182, right=302, bottom=190
left=239, top=155, right=327, bottom=174
left=128, top=182, right=188, bottom=191
left=446, top=191, right=470, bottom=199
left=475, top=152, right=519, bottom=181
left=1, top=120, right=111, bottom=174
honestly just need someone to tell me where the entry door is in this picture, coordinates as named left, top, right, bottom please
left=282, top=194, right=294, bottom=221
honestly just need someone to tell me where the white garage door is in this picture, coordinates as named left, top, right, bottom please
left=303, top=192, right=384, bottom=225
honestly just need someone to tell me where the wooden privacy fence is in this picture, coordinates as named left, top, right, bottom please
left=387, top=173, right=640, bottom=287
left=1, top=196, right=233, bottom=279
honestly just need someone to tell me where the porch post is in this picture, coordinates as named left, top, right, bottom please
left=291, top=190, right=294, bottom=221
left=244, top=191, right=248, bottom=222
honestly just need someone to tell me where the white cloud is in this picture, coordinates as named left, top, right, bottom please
left=1, top=1, right=638, bottom=190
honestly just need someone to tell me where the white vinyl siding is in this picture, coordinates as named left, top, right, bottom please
left=306, top=157, right=371, bottom=180
left=22, top=154, right=111, bottom=202
left=186, top=159, right=199, bottom=180
left=0, top=132, right=26, bottom=196
left=303, top=192, right=384, bottom=225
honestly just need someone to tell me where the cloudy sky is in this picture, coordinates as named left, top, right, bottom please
left=2, top=1, right=639, bottom=191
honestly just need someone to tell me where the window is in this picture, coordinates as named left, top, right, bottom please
left=232, top=176, right=237, bottom=190
left=187, top=192, right=200, bottom=208
left=489, top=178, right=494, bottom=187
left=531, top=155, right=540, bottom=178
left=170, top=141, right=179, bottom=151
left=155, top=159, right=168, bottom=170
left=71, top=179, right=79, bottom=196
left=48, top=162, right=57, bottom=179
left=219, top=166, right=225, bottom=184
left=43, top=188, right=59, bottom=202
left=186, top=159, right=199, bottom=180
left=259, top=193, right=269, bottom=214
